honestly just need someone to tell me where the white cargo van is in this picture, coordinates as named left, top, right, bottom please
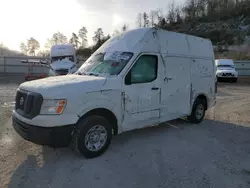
left=215, top=59, right=238, bottom=82
left=12, top=28, right=216, bottom=158
left=49, top=44, right=78, bottom=76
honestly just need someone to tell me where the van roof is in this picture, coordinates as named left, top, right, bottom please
left=51, top=44, right=75, bottom=57
left=96, top=27, right=214, bottom=59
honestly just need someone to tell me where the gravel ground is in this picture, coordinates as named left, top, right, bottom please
left=0, top=76, right=250, bottom=188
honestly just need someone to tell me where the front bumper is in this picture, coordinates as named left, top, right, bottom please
left=217, top=72, right=238, bottom=79
left=217, top=77, right=237, bottom=81
left=12, top=115, right=75, bottom=148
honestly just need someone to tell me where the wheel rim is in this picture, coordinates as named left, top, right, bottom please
left=85, top=125, right=108, bottom=152
left=195, top=104, right=204, bottom=120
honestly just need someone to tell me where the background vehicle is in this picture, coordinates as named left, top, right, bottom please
left=215, top=59, right=238, bottom=82
left=49, top=44, right=78, bottom=76
left=12, top=28, right=216, bottom=158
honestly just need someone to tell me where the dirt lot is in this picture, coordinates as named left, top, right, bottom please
left=0, top=76, right=250, bottom=188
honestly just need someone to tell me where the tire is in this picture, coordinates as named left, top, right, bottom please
left=71, top=115, right=112, bottom=158
left=187, top=98, right=206, bottom=124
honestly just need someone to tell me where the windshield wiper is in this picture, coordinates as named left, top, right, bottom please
left=88, top=72, right=100, bottom=76
left=76, top=71, right=87, bottom=75
left=76, top=71, right=100, bottom=76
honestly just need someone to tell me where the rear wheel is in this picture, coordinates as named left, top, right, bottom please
left=71, top=115, right=112, bottom=158
left=187, top=98, right=206, bottom=124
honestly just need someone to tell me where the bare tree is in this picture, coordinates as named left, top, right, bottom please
left=183, top=0, right=206, bottom=20
left=93, top=28, right=104, bottom=44
left=136, top=13, right=143, bottom=28
left=44, top=38, right=53, bottom=51
left=122, top=24, right=128, bottom=32
left=51, top=32, right=68, bottom=45
left=27, top=37, right=40, bottom=56
left=167, top=0, right=176, bottom=24
left=69, top=33, right=80, bottom=49
left=149, top=10, right=157, bottom=27
left=176, top=6, right=183, bottom=23
left=143, top=12, right=150, bottom=27
left=20, top=42, right=28, bottom=55
left=78, top=26, right=88, bottom=48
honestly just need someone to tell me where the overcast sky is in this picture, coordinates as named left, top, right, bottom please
left=0, top=0, right=185, bottom=51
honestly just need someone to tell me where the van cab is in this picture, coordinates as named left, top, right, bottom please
left=12, top=28, right=216, bottom=158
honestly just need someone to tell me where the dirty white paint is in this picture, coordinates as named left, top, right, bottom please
left=190, top=58, right=216, bottom=108
left=13, top=28, right=216, bottom=135
left=160, top=56, right=191, bottom=122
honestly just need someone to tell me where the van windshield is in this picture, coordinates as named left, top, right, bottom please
left=217, top=65, right=235, bottom=69
left=77, top=51, right=133, bottom=76
left=51, top=56, right=74, bottom=63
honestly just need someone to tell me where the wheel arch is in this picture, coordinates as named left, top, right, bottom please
left=192, top=93, right=208, bottom=110
left=80, top=108, right=119, bottom=135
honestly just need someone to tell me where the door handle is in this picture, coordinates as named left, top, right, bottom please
left=164, top=77, right=172, bottom=82
left=164, top=77, right=172, bottom=81
left=151, top=87, right=159, bottom=90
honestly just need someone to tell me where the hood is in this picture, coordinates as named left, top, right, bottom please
left=19, top=75, right=106, bottom=98
left=216, top=67, right=237, bottom=73
left=51, top=59, right=75, bottom=70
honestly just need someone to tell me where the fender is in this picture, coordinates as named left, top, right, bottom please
left=191, top=92, right=210, bottom=108
left=76, top=94, right=123, bottom=132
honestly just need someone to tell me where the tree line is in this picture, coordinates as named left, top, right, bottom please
left=135, top=0, right=250, bottom=51
left=20, top=0, right=250, bottom=57
left=135, top=0, right=250, bottom=28
left=20, top=24, right=128, bottom=57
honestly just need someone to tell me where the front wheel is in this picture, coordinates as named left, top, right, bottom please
left=71, top=115, right=112, bottom=158
left=187, top=98, right=206, bottom=124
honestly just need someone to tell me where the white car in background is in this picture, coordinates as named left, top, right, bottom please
left=49, top=44, right=79, bottom=76
left=215, top=59, right=238, bottom=83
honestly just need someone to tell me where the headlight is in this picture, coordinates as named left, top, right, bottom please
left=40, top=99, right=67, bottom=115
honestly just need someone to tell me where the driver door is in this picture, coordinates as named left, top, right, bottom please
left=121, top=54, right=161, bottom=131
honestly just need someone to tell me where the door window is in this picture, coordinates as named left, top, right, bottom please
left=125, top=55, right=158, bottom=85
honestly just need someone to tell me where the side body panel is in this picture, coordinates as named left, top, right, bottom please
left=160, top=56, right=191, bottom=122
left=77, top=90, right=124, bottom=134
left=186, top=35, right=216, bottom=109
left=190, top=58, right=216, bottom=108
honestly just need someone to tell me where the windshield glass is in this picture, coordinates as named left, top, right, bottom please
left=76, top=51, right=133, bottom=76
left=217, top=65, right=235, bottom=69
left=51, top=56, right=74, bottom=63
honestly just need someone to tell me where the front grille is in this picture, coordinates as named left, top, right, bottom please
left=222, top=73, right=234, bottom=77
left=55, top=69, right=69, bottom=75
left=15, top=89, right=43, bottom=119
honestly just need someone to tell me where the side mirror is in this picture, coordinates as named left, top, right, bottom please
left=125, top=71, right=132, bottom=85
